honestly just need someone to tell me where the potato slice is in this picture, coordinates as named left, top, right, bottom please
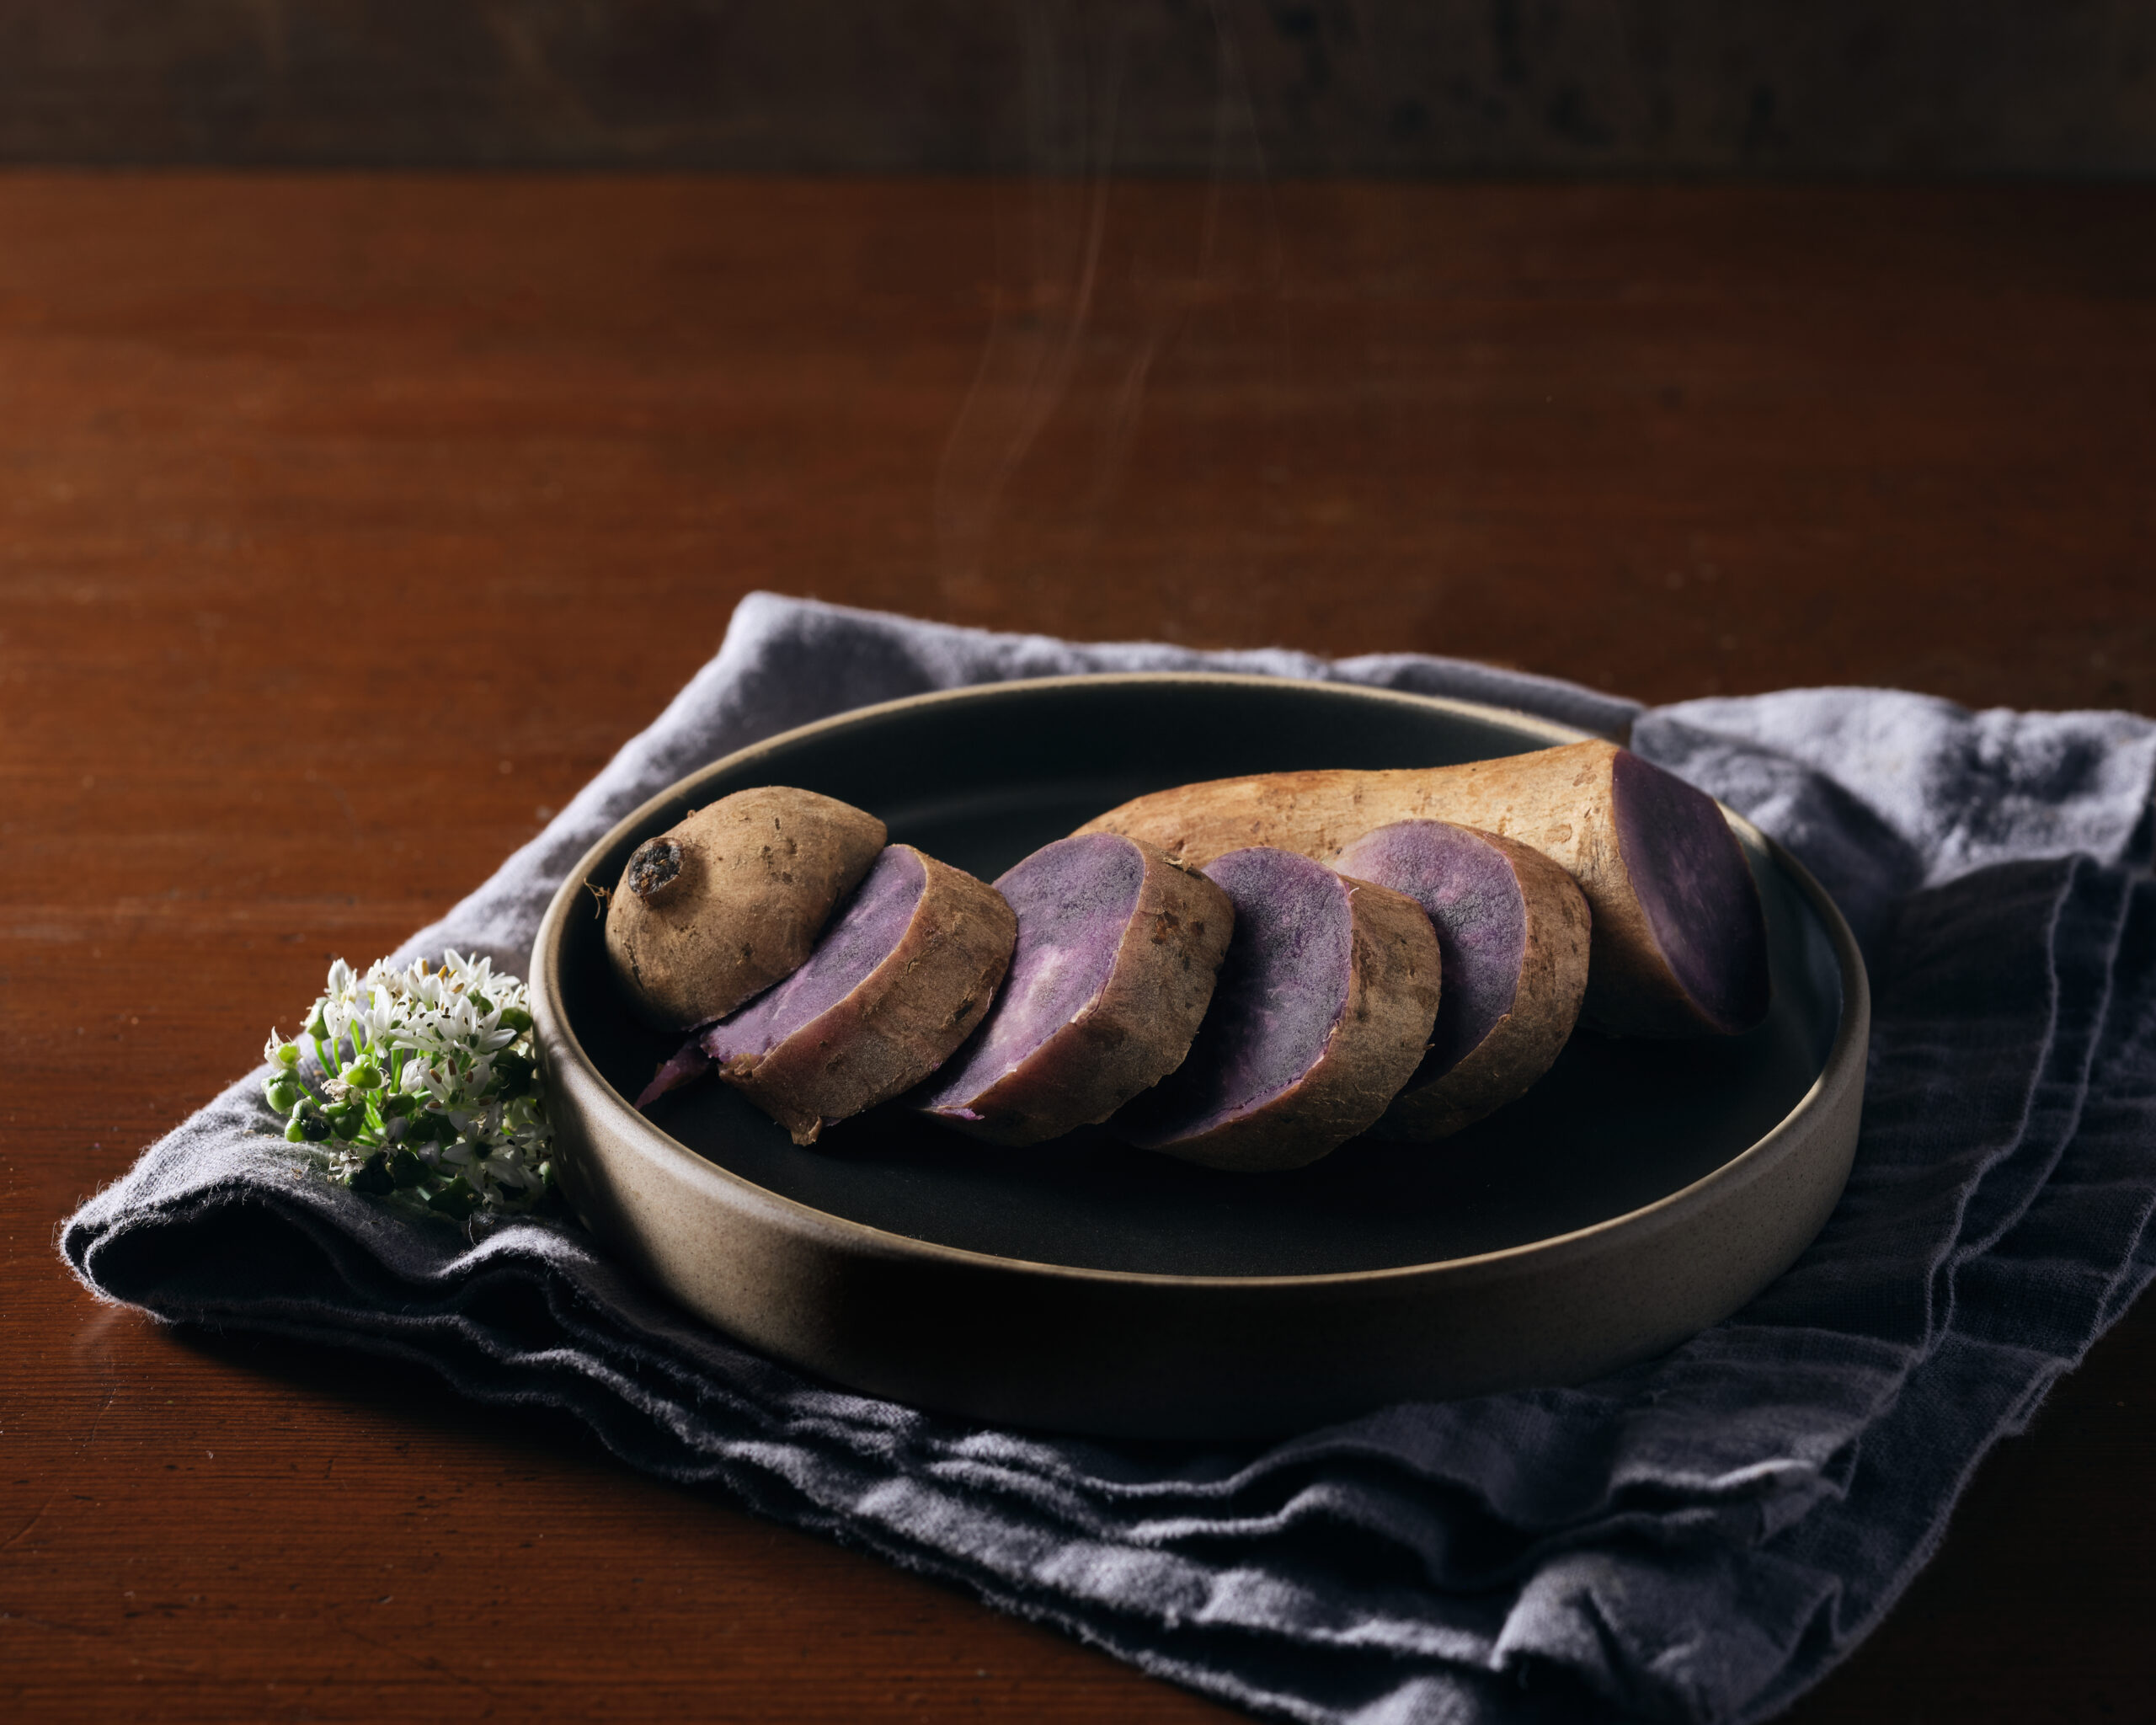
left=702, top=845, right=1016, bottom=1146
left=1332, top=821, right=1589, bottom=1138
left=916, top=834, right=1234, bottom=1146
left=1113, top=847, right=1440, bottom=1172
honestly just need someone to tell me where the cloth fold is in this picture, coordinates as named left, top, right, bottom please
left=61, top=593, right=2156, bottom=1725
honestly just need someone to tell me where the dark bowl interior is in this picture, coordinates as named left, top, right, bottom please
left=553, top=678, right=1844, bottom=1278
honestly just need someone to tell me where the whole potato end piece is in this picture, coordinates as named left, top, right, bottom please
left=603, top=787, right=888, bottom=1030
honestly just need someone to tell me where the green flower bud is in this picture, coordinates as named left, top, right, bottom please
left=492, top=1052, right=535, bottom=1100
left=348, top=1151, right=396, bottom=1197
left=426, top=1178, right=481, bottom=1220
left=387, top=1149, right=428, bottom=1189
left=343, top=1060, right=382, bottom=1091
left=305, top=1002, right=330, bottom=1039
left=329, top=1107, right=365, bottom=1141
left=403, top=1109, right=450, bottom=1146
left=274, top=1042, right=302, bottom=1068
left=496, top=1007, right=533, bottom=1033
left=296, top=1108, right=332, bottom=1143
left=285, top=1117, right=309, bottom=1144
left=264, top=1073, right=306, bottom=1114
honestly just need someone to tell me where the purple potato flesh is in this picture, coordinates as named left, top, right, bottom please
left=1610, top=750, right=1771, bottom=1036
left=630, top=850, right=926, bottom=1115
left=701, top=844, right=1017, bottom=1146
left=917, top=833, right=1233, bottom=1145
left=1333, top=822, right=1524, bottom=1084
left=1332, top=820, right=1591, bottom=1139
left=1116, top=846, right=1440, bottom=1172
left=704, top=846, right=927, bottom=1068
left=635, top=1038, right=712, bottom=1111
left=919, top=837, right=1137, bottom=1114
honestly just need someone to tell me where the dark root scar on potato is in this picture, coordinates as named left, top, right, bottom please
left=626, top=838, right=684, bottom=900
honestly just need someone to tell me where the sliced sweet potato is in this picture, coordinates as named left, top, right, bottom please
left=916, top=834, right=1234, bottom=1146
left=1113, top=847, right=1440, bottom=1172
left=702, top=845, right=1016, bottom=1146
left=1331, top=820, right=1590, bottom=1138
left=1076, top=740, right=1768, bottom=1039
left=634, top=1038, right=712, bottom=1111
left=605, top=786, right=886, bottom=1031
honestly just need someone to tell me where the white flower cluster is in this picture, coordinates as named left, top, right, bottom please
left=263, top=950, right=553, bottom=1216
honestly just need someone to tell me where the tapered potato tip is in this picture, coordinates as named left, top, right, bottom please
left=603, top=786, right=887, bottom=1030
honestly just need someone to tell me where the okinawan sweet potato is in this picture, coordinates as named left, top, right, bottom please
left=1331, top=821, right=1590, bottom=1138
left=1113, top=847, right=1440, bottom=1172
left=1076, top=740, right=1768, bottom=1039
left=701, top=845, right=1017, bottom=1146
left=633, top=1038, right=712, bottom=1111
left=916, top=834, right=1234, bottom=1146
left=604, top=787, right=886, bottom=1031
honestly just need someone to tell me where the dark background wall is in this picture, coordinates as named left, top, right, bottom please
left=3, top=1, right=2153, bottom=175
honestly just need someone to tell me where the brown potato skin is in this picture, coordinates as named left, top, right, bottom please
left=1076, top=740, right=1749, bottom=1039
left=1358, top=830, right=1591, bottom=1140
left=604, top=787, right=886, bottom=1031
left=1155, top=874, right=1441, bottom=1174
left=940, top=844, right=1235, bottom=1146
left=720, top=848, right=1017, bottom=1146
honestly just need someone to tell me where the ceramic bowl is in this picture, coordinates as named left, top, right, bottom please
left=530, top=676, right=1868, bottom=1439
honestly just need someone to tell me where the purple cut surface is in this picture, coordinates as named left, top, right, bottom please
left=1118, top=848, right=1350, bottom=1148
left=1611, top=750, right=1772, bottom=1032
left=917, top=834, right=1144, bottom=1113
left=635, top=1037, right=712, bottom=1111
left=1335, top=821, right=1524, bottom=1083
left=702, top=846, right=926, bottom=1064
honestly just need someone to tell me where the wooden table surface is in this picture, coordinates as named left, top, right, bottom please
left=4, top=173, right=2153, bottom=1722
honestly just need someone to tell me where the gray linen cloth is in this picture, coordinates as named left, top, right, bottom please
left=62, top=593, right=2156, bottom=1725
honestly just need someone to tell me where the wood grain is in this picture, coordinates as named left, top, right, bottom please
left=3, top=174, right=2152, bottom=1722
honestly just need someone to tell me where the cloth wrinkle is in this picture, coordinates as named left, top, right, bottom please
left=60, top=593, right=2156, bottom=1725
